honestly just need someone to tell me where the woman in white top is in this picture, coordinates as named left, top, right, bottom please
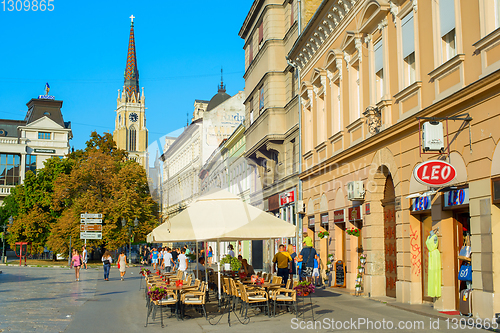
left=118, top=250, right=128, bottom=281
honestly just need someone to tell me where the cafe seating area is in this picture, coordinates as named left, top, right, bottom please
left=142, top=269, right=301, bottom=327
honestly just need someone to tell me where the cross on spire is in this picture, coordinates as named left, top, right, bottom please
left=218, top=67, right=226, bottom=93
left=130, top=15, right=135, bottom=24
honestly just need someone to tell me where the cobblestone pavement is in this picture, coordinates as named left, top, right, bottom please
left=0, top=265, right=489, bottom=332
left=0, top=265, right=98, bottom=333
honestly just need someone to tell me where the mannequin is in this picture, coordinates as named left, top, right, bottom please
left=426, top=230, right=441, bottom=297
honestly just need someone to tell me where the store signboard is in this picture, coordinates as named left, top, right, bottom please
left=413, top=160, right=456, bottom=186
left=411, top=195, right=431, bottom=212
left=334, top=209, right=345, bottom=223
left=268, top=194, right=280, bottom=211
left=308, top=216, right=315, bottom=226
left=348, top=206, right=362, bottom=221
left=365, top=203, right=371, bottom=215
left=443, top=188, right=469, bottom=209
left=321, top=214, right=329, bottom=225
left=280, top=189, right=295, bottom=206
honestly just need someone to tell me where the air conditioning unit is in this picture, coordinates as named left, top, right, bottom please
left=347, top=181, right=365, bottom=200
left=422, top=121, right=444, bottom=152
left=297, top=200, right=305, bottom=214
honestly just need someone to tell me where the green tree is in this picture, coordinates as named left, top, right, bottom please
left=6, top=157, right=73, bottom=253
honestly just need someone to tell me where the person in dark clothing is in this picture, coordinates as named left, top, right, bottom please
left=298, top=236, right=319, bottom=282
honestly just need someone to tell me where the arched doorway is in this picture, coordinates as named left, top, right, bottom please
left=382, top=175, right=397, bottom=298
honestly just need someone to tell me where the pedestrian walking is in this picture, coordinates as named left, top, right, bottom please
left=71, top=249, right=82, bottom=282
left=151, top=247, right=159, bottom=271
left=178, top=248, right=188, bottom=279
left=273, top=244, right=292, bottom=287
left=297, top=236, right=319, bottom=282
left=102, top=251, right=113, bottom=281
left=163, top=248, right=173, bottom=273
left=82, top=245, right=88, bottom=270
left=118, top=250, right=128, bottom=281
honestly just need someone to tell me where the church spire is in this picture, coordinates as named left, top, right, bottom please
left=124, top=15, right=139, bottom=99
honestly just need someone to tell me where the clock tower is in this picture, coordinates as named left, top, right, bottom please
left=113, top=15, right=148, bottom=170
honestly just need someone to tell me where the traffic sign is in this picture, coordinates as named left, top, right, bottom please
left=80, top=224, right=102, bottom=232
left=80, top=232, right=102, bottom=240
left=80, top=218, right=102, bottom=224
left=413, top=160, right=456, bottom=186
left=80, top=213, right=102, bottom=219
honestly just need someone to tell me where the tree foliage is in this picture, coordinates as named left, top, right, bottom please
left=6, top=131, right=158, bottom=254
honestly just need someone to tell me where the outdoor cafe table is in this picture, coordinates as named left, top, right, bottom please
left=164, top=284, right=194, bottom=320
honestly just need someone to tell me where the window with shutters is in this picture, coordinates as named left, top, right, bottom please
left=401, top=11, right=416, bottom=87
left=374, top=39, right=384, bottom=101
left=439, top=0, right=457, bottom=62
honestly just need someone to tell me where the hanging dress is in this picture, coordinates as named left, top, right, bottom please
left=426, top=234, right=441, bottom=297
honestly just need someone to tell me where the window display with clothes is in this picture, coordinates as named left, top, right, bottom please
left=426, top=231, right=441, bottom=298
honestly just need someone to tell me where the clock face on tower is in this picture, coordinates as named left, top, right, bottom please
left=129, top=113, right=138, bottom=122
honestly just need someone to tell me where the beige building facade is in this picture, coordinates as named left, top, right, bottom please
left=289, top=0, right=500, bottom=318
left=239, top=1, right=324, bottom=264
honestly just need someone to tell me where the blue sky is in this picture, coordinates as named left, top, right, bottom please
left=0, top=1, right=253, bottom=153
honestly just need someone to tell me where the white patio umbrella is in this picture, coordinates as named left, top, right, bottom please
left=147, top=189, right=297, bottom=299
left=147, top=189, right=296, bottom=243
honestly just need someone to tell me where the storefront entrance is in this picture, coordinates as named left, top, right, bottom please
left=420, top=215, right=433, bottom=302
left=382, top=175, right=397, bottom=298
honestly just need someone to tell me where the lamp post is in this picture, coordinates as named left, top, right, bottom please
left=122, top=218, right=139, bottom=264
left=2, top=216, right=13, bottom=264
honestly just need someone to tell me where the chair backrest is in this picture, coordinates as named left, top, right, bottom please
left=185, top=274, right=193, bottom=286
left=257, top=271, right=262, bottom=277
left=272, top=275, right=279, bottom=284
left=177, top=270, right=183, bottom=279
left=229, top=279, right=239, bottom=298
left=223, top=277, right=230, bottom=295
left=275, top=276, right=282, bottom=285
left=285, top=278, right=292, bottom=289
left=238, top=283, right=248, bottom=302
left=193, top=279, right=200, bottom=289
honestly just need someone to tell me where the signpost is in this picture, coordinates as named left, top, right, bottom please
left=80, top=213, right=103, bottom=240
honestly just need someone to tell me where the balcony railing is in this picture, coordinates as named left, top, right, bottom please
left=0, top=186, right=13, bottom=196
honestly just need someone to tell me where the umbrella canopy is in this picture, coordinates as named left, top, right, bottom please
left=147, top=189, right=296, bottom=242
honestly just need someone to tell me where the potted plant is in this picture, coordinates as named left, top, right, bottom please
left=326, top=260, right=332, bottom=270
left=140, top=267, right=151, bottom=277
left=147, top=286, right=169, bottom=301
left=346, top=228, right=360, bottom=237
left=220, top=255, right=242, bottom=271
left=357, top=265, right=364, bottom=273
left=318, top=231, right=330, bottom=239
left=359, top=254, right=366, bottom=264
left=356, top=274, right=362, bottom=283
left=355, top=284, right=362, bottom=292
left=294, top=281, right=316, bottom=296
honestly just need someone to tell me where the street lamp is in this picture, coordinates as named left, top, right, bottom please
left=122, top=218, right=139, bottom=264
left=2, top=216, right=13, bottom=264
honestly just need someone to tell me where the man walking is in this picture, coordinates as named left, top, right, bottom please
left=273, top=244, right=292, bottom=287
left=178, top=248, right=188, bottom=279
left=82, top=245, right=88, bottom=270
left=163, top=248, right=174, bottom=273
left=297, top=236, right=319, bottom=282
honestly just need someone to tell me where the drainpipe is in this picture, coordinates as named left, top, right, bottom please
left=286, top=0, right=304, bottom=252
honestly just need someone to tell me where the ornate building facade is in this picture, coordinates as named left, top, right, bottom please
left=289, top=0, right=500, bottom=319
left=113, top=16, right=148, bottom=170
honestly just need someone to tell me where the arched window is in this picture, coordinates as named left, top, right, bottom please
left=129, top=126, right=137, bottom=151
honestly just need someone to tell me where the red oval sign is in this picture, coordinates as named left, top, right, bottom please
left=413, top=160, right=456, bottom=186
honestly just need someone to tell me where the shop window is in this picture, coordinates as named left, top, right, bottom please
left=308, top=216, right=315, bottom=231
